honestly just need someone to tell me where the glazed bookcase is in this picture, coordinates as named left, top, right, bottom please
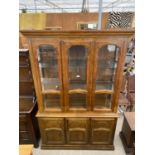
left=21, top=30, right=134, bottom=150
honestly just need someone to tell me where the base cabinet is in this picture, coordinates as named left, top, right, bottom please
left=38, top=116, right=117, bottom=149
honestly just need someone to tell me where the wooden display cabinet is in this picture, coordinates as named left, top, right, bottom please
left=21, top=30, right=134, bottom=150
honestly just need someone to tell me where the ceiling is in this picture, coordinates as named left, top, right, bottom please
left=19, top=0, right=135, bottom=13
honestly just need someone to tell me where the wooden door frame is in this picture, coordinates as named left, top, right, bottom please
left=61, top=39, right=93, bottom=111
left=29, top=38, right=64, bottom=112
left=92, top=38, right=128, bottom=112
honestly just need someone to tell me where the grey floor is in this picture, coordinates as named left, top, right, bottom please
left=33, top=113, right=126, bottom=155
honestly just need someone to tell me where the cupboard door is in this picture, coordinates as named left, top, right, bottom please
left=39, top=118, right=65, bottom=145
left=91, top=118, right=116, bottom=145
left=31, top=39, right=63, bottom=111
left=92, top=41, right=122, bottom=111
left=66, top=118, right=89, bottom=144
left=62, top=41, right=93, bottom=111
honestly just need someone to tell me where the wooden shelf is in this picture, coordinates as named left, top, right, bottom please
left=69, top=89, right=87, bottom=94
left=42, top=90, right=61, bottom=94
left=36, top=111, right=119, bottom=118
left=95, top=89, right=113, bottom=94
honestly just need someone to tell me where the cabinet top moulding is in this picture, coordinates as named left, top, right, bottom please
left=20, top=30, right=134, bottom=37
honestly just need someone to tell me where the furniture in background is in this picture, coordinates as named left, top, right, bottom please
left=132, top=143, right=135, bottom=155
left=127, top=75, right=135, bottom=111
left=21, top=30, right=134, bottom=150
left=119, top=37, right=135, bottom=112
left=19, top=49, right=40, bottom=148
left=119, top=75, right=130, bottom=112
left=19, top=145, right=33, bottom=155
left=120, top=112, right=135, bottom=153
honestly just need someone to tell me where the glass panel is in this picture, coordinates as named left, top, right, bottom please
left=96, top=44, right=119, bottom=90
left=69, top=94, right=86, bottom=108
left=37, top=45, right=60, bottom=91
left=44, top=94, right=60, bottom=108
left=95, top=94, right=112, bottom=109
left=68, top=45, right=88, bottom=90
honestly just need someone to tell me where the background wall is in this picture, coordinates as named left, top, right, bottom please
left=19, top=12, right=134, bottom=48
left=19, top=13, right=46, bottom=30
left=19, top=12, right=109, bottom=31
left=46, top=13, right=109, bottom=30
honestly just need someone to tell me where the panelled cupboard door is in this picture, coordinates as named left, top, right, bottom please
left=92, top=40, right=125, bottom=111
left=66, top=118, right=89, bottom=144
left=61, top=40, right=93, bottom=111
left=30, top=39, right=63, bottom=112
left=91, top=118, right=116, bottom=145
left=38, top=118, right=65, bottom=145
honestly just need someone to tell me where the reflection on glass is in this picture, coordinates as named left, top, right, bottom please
left=69, top=94, right=86, bottom=108
left=37, top=45, right=60, bottom=91
left=44, top=94, right=60, bottom=108
left=95, top=94, right=112, bottom=108
left=96, top=44, right=119, bottom=90
left=68, top=45, right=88, bottom=90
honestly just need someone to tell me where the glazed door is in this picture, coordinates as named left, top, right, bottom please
left=92, top=40, right=124, bottom=112
left=62, top=40, right=93, bottom=111
left=30, top=39, right=63, bottom=112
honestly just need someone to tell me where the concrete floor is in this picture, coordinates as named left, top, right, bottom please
left=33, top=114, right=126, bottom=155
